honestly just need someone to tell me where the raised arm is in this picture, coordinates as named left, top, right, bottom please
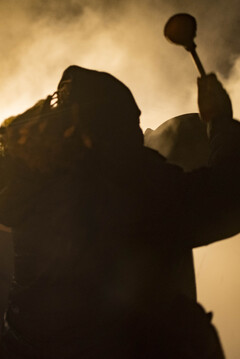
left=185, top=74, right=240, bottom=247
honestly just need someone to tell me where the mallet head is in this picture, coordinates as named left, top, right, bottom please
left=164, top=13, right=197, bottom=51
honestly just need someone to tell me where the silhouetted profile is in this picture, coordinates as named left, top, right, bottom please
left=0, top=67, right=239, bottom=358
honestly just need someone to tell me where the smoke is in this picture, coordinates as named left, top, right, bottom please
left=1, top=0, right=240, bottom=357
left=226, top=58, right=240, bottom=119
left=2, top=0, right=240, bottom=129
left=0, top=0, right=198, bottom=128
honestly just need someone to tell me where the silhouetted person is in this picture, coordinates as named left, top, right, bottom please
left=0, top=67, right=239, bottom=358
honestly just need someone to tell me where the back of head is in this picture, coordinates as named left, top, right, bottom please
left=0, top=66, right=143, bottom=173
left=57, top=66, right=143, bottom=155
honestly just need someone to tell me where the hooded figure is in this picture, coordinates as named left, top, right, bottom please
left=0, top=67, right=239, bottom=359
left=57, top=66, right=144, bottom=155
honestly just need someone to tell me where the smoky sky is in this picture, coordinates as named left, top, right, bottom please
left=11, top=0, right=240, bottom=74
left=2, top=0, right=240, bottom=128
left=1, top=1, right=240, bottom=357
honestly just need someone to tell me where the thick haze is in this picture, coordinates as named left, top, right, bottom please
left=1, top=0, right=240, bottom=357
left=2, top=0, right=240, bottom=129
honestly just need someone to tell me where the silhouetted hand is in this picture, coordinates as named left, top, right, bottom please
left=197, top=73, right=232, bottom=123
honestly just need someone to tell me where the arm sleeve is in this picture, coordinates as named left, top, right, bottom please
left=176, top=119, right=240, bottom=248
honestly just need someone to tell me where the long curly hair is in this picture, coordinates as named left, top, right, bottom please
left=0, top=66, right=143, bottom=172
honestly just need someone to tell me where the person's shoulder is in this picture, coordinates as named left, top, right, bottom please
left=142, top=146, right=185, bottom=187
left=143, top=146, right=166, bottom=163
left=143, top=146, right=183, bottom=172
